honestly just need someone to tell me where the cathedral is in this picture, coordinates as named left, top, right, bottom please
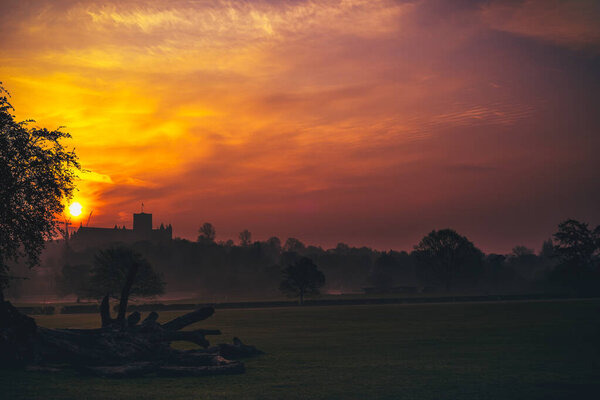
left=70, top=212, right=172, bottom=247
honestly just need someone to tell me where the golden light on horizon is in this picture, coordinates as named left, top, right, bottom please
left=68, top=202, right=83, bottom=217
left=1, top=0, right=598, bottom=252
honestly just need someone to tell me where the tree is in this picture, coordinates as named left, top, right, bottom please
left=266, top=236, right=282, bottom=253
left=550, top=219, right=600, bottom=294
left=553, top=219, right=599, bottom=268
left=507, top=245, right=539, bottom=281
left=540, top=239, right=555, bottom=259
left=87, top=246, right=165, bottom=321
left=56, top=264, right=91, bottom=302
left=511, top=245, right=534, bottom=258
left=0, top=83, right=79, bottom=302
left=283, top=237, right=306, bottom=254
left=197, top=222, right=216, bottom=243
left=413, top=229, right=483, bottom=291
left=239, top=229, right=252, bottom=246
left=279, top=257, right=325, bottom=305
left=369, top=252, right=396, bottom=289
left=483, top=253, right=514, bottom=290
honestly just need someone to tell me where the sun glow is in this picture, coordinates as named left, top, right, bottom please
left=68, top=202, right=83, bottom=217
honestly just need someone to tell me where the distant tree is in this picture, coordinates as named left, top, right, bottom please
left=550, top=219, right=600, bottom=294
left=197, top=222, right=216, bottom=243
left=239, top=230, right=252, bottom=246
left=266, top=236, right=282, bottom=253
left=413, top=229, right=483, bottom=291
left=264, top=236, right=282, bottom=264
left=507, top=245, right=539, bottom=280
left=483, top=254, right=515, bottom=290
left=539, top=239, right=555, bottom=259
left=280, top=257, right=325, bottom=305
left=87, top=247, right=165, bottom=320
left=283, top=237, right=306, bottom=254
left=553, top=219, right=599, bottom=267
left=56, top=264, right=91, bottom=303
left=537, top=238, right=558, bottom=277
left=335, top=243, right=350, bottom=254
left=0, top=83, right=80, bottom=302
left=369, top=252, right=396, bottom=289
left=511, top=245, right=534, bottom=258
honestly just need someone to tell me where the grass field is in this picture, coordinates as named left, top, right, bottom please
left=2, top=299, right=599, bottom=400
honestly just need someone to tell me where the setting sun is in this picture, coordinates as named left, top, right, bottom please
left=68, top=202, right=82, bottom=217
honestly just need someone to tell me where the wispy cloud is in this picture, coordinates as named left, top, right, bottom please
left=1, top=0, right=598, bottom=252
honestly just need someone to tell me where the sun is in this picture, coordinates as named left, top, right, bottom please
left=68, top=202, right=83, bottom=217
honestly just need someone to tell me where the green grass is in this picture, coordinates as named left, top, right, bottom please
left=2, top=300, right=600, bottom=399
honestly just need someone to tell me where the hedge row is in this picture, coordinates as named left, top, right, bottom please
left=16, top=293, right=579, bottom=315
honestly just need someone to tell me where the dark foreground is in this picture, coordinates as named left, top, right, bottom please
left=2, top=299, right=599, bottom=399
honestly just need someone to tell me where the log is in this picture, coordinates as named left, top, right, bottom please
left=142, top=311, right=158, bottom=324
left=1, top=301, right=261, bottom=378
left=0, top=301, right=38, bottom=366
left=127, top=311, right=141, bottom=326
left=161, top=307, right=214, bottom=331
left=208, top=337, right=264, bottom=359
left=162, top=329, right=221, bottom=348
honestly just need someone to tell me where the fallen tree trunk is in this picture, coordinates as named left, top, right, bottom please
left=0, top=298, right=262, bottom=377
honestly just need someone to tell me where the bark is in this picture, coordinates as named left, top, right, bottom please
left=100, top=295, right=114, bottom=327
left=161, top=307, right=214, bottom=331
left=117, top=262, right=139, bottom=322
left=0, top=302, right=261, bottom=377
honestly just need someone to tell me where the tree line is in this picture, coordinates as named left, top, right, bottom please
left=1, top=82, right=599, bottom=304
left=36, top=218, right=598, bottom=304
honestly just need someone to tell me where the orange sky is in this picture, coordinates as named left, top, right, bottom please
left=1, top=0, right=599, bottom=253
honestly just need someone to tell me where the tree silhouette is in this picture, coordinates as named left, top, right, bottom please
left=266, top=236, right=282, bottom=252
left=56, top=264, right=91, bottom=303
left=239, top=229, right=252, bottom=246
left=413, top=229, right=483, bottom=291
left=283, top=237, right=306, bottom=254
left=550, top=219, right=600, bottom=294
left=507, top=245, right=539, bottom=280
left=553, top=219, right=599, bottom=267
left=0, top=83, right=79, bottom=302
left=197, top=222, right=216, bottom=243
left=279, top=257, right=325, bottom=305
left=87, top=246, right=165, bottom=321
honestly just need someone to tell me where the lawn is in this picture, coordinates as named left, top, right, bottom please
left=2, top=299, right=599, bottom=399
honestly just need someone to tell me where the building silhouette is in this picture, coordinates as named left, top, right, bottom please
left=71, top=212, right=172, bottom=247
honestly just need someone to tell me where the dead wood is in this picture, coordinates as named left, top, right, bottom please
left=0, top=300, right=261, bottom=377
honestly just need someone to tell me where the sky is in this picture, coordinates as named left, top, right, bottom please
left=1, top=0, right=599, bottom=253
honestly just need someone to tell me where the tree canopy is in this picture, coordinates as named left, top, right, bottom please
left=239, top=229, right=252, bottom=246
left=553, top=219, right=599, bottom=267
left=87, top=246, right=165, bottom=301
left=550, top=219, right=600, bottom=294
left=56, top=264, right=91, bottom=302
left=0, top=83, right=79, bottom=301
left=197, top=222, right=216, bottom=243
left=413, top=229, right=483, bottom=291
left=279, top=257, right=325, bottom=305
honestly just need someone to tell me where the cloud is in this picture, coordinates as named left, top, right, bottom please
left=482, top=0, right=600, bottom=51
left=1, top=0, right=599, bottom=252
left=78, top=170, right=114, bottom=184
